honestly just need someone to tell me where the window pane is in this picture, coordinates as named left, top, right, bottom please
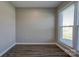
left=77, top=27, right=79, bottom=51
left=77, top=2, right=79, bottom=26
left=62, top=4, right=74, bottom=26
left=62, top=27, right=73, bottom=40
left=60, top=27, right=73, bottom=47
left=77, top=2, right=79, bottom=51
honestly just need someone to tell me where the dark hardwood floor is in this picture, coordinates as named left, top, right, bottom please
left=2, top=45, right=70, bottom=57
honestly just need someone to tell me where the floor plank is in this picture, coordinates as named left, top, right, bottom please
left=2, top=45, right=70, bottom=57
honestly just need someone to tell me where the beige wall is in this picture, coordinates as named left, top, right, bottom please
left=0, top=2, right=15, bottom=56
left=16, top=8, right=56, bottom=43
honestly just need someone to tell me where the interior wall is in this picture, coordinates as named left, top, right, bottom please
left=16, top=8, right=56, bottom=43
left=0, top=2, right=15, bottom=56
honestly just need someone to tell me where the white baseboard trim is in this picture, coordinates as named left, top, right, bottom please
left=55, top=43, right=75, bottom=57
left=0, top=43, right=16, bottom=56
left=16, top=43, right=56, bottom=45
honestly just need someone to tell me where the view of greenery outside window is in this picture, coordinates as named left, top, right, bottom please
left=62, top=27, right=73, bottom=40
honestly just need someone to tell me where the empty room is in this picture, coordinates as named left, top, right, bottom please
left=0, top=1, right=79, bottom=57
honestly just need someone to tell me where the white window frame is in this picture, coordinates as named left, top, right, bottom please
left=58, top=2, right=75, bottom=48
left=58, top=1, right=79, bottom=52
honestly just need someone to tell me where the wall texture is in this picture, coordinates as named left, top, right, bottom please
left=0, top=2, right=15, bottom=56
left=16, top=8, right=55, bottom=43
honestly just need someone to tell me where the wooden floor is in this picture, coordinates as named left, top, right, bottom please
left=2, top=45, right=70, bottom=57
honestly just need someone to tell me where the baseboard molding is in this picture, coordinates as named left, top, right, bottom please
left=16, top=43, right=56, bottom=45
left=0, top=43, right=16, bottom=56
left=55, top=43, right=75, bottom=57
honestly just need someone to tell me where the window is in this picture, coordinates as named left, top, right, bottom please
left=77, top=2, right=79, bottom=51
left=78, top=28, right=79, bottom=50
left=59, top=4, right=75, bottom=47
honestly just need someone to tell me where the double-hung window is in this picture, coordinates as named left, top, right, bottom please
left=59, top=4, right=75, bottom=47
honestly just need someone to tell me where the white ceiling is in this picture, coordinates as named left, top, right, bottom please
left=11, top=1, right=62, bottom=8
